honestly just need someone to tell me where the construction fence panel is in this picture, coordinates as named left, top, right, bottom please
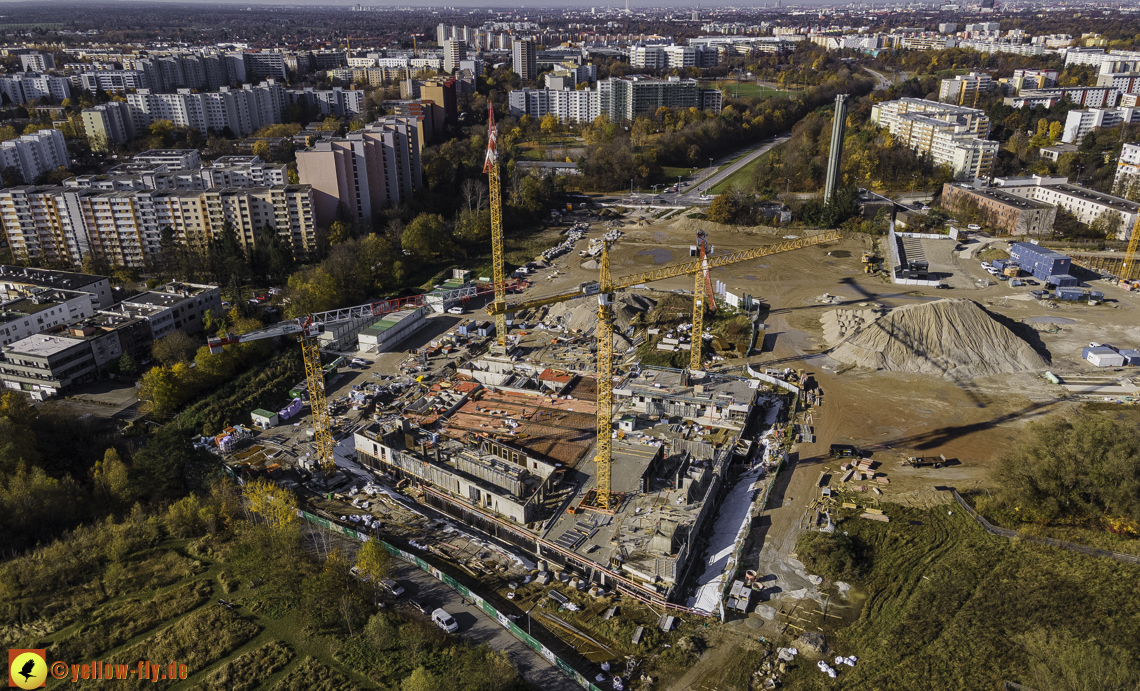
left=297, top=511, right=603, bottom=691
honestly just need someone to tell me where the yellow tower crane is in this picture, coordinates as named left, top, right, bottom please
left=489, top=230, right=841, bottom=508
left=208, top=298, right=421, bottom=480
left=484, top=104, right=509, bottom=349
left=1123, top=217, right=1140, bottom=281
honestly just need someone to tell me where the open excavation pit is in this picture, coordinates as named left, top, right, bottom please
left=825, top=298, right=1048, bottom=378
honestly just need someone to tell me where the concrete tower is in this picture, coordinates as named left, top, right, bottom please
left=823, top=93, right=848, bottom=205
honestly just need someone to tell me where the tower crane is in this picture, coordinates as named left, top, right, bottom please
left=207, top=296, right=422, bottom=479
left=484, top=104, right=509, bottom=350
left=488, top=230, right=841, bottom=509
left=1122, top=217, right=1140, bottom=281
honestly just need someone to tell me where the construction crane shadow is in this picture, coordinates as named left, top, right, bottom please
left=872, top=400, right=1059, bottom=452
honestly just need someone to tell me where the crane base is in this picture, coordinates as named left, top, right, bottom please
left=571, top=489, right=626, bottom=516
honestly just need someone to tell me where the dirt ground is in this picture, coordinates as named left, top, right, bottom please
left=477, top=209, right=1140, bottom=689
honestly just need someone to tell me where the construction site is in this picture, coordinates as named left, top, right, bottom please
left=199, top=102, right=1140, bottom=690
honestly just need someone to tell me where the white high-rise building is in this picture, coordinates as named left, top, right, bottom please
left=0, top=73, right=70, bottom=104
left=444, top=39, right=468, bottom=74
left=512, top=39, right=537, bottom=83
left=0, top=129, right=68, bottom=184
left=1114, top=142, right=1140, bottom=199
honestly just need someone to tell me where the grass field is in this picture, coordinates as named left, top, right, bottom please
left=702, top=81, right=801, bottom=100
left=708, top=145, right=783, bottom=195
left=782, top=503, right=1140, bottom=690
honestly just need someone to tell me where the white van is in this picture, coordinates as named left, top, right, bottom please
left=380, top=579, right=405, bottom=597
left=431, top=608, right=458, bottom=633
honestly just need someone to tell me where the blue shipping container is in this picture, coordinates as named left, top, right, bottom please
left=1010, top=242, right=1071, bottom=282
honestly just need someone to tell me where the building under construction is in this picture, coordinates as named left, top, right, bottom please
left=353, top=354, right=788, bottom=606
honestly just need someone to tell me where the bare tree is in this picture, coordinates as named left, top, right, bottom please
left=460, top=178, right=488, bottom=213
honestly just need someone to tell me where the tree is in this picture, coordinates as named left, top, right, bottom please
left=995, top=413, right=1140, bottom=523
left=539, top=113, right=559, bottom=135
left=1090, top=209, right=1124, bottom=239
left=401, top=666, right=439, bottom=691
left=117, top=353, right=138, bottom=377
left=152, top=331, right=198, bottom=367
left=251, top=139, right=271, bottom=159
left=131, top=426, right=217, bottom=501
left=401, top=214, right=452, bottom=261
left=328, top=220, right=352, bottom=245
left=92, top=448, right=132, bottom=505
left=356, top=538, right=391, bottom=584
left=244, top=478, right=299, bottom=530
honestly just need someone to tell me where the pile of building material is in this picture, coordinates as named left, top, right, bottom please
left=829, top=299, right=1047, bottom=378
left=820, top=308, right=883, bottom=345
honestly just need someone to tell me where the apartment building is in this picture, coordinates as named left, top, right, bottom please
left=296, top=117, right=422, bottom=228
left=78, top=70, right=151, bottom=93
left=993, top=176, right=1139, bottom=240
left=1063, top=48, right=1140, bottom=69
left=443, top=39, right=467, bottom=74
left=132, top=149, right=201, bottom=170
left=630, top=44, right=717, bottom=70
left=0, top=332, right=112, bottom=396
left=938, top=72, right=993, bottom=105
left=0, top=289, right=97, bottom=347
left=81, top=102, right=136, bottom=151
left=1006, top=69, right=1058, bottom=93
left=941, top=183, right=1058, bottom=236
left=543, top=63, right=598, bottom=90
left=512, top=39, right=537, bottom=83
left=870, top=98, right=997, bottom=178
left=1061, top=107, right=1140, bottom=143
left=0, top=184, right=318, bottom=268
left=1009, top=86, right=1119, bottom=109
left=0, top=265, right=112, bottom=309
left=0, top=72, right=70, bottom=104
left=102, top=282, right=220, bottom=339
left=19, top=52, right=55, bottom=72
left=508, top=87, right=601, bottom=124
left=0, top=129, right=68, bottom=185
left=65, top=156, right=285, bottom=192
left=598, top=76, right=704, bottom=122
left=126, top=81, right=287, bottom=138
left=1113, top=142, right=1140, bottom=199
left=287, top=86, right=365, bottom=118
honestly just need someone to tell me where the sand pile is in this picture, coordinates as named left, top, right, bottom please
left=820, top=309, right=882, bottom=345
left=830, top=299, right=1046, bottom=378
left=537, top=292, right=658, bottom=351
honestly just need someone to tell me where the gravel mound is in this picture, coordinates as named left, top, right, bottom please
left=820, top=308, right=882, bottom=345
left=830, top=299, right=1046, bottom=378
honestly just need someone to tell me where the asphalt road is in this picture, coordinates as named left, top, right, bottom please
left=677, top=136, right=790, bottom=201
left=863, top=67, right=893, bottom=91
left=390, top=560, right=586, bottom=691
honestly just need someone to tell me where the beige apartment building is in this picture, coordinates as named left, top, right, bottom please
left=0, top=184, right=317, bottom=269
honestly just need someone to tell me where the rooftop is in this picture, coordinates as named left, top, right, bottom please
left=0, top=265, right=107, bottom=292
left=2, top=333, right=86, bottom=357
left=954, top=185, right=1055, bottom=209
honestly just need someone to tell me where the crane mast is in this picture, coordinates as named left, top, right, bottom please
left=300, top=326, right=337, bottom=479
left=485, top=105, right=508, bottom=348
left=594, top=241, right=615, bottom=509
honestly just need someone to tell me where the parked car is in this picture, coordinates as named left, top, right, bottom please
left=380, top=579, right=405, bottom=597
left=447, top=307, right=464, bottom=315
left=432, top=608, right=459, bottom=633
left=936, top=283, right=951, bottom=289
left=967, top=224, right=982, bottom=231
left=408, top=599, right=430, bottom=615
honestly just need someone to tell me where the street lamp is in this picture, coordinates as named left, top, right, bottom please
left=911, top=174, right=917, bottom=198
left=785, top=178, right=791, bottom=196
